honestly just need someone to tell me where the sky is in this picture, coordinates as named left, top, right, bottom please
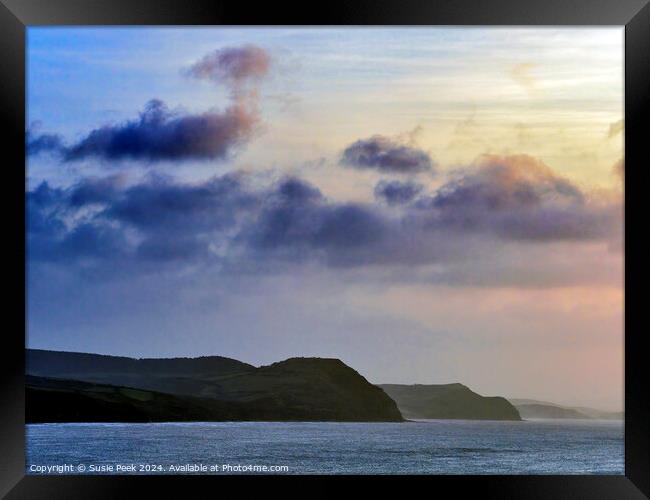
left=26, top=27, right=624, bottom=411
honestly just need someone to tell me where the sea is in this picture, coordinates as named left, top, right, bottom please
left=26, top=419, right=623, bottom=475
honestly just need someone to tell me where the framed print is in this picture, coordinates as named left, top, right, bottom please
left=1, top=0, right=648, bottom=498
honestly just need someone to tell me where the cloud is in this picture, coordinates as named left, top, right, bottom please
left=374, top=179, right=423, bottom=205
left=27, top=172, right=257, bottom=268
left=26, top=154, right=622, bottom=285
left=341, top=135, right=434, bottom=174
left=27, top=173, right=392, bottom=271
left=413, top=155, right=619, bottom=242
left=424, top=155, right=585, bottom=211
left=103, top=171, right=257, bottom=232
left=68, top=174, right=128, bottom=207
left=26, top=130, right=66, bottom=156
left=27, top=184, right=131, bottom=265
left=62, top=99, right=258, bottom=163
left=28, top=45, right=273, bottom=164
left=185, top=44, right=271, bottom=92
left=240, top=177, right=391, bottom=269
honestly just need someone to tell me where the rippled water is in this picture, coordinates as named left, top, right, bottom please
left=26, top=419, right=623, bottom=474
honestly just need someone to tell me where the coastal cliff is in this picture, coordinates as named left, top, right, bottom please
left=379, top=383, right=521, bottom=421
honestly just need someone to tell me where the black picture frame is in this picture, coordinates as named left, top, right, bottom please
left=1, top=0, right=648, bottom=498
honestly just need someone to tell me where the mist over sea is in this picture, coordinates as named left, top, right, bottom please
left=26, top=419, right=623, bottom=475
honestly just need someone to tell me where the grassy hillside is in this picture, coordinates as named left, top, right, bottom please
left=26, top=350, right=403, bottom=422
left=27, top=376, right=259, bottom=423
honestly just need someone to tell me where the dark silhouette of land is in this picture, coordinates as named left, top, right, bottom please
left=33, top=349, right=602, bottom=424
left=26, top=350, right=403, bottom=423
left=509, top=399, right=623, bottom=420
left=26, top=376, right=278, bottom=423
left=379, top=383, right=521, bottom=421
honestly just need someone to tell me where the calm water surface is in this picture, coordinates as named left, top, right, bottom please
left=26, top=419, right=623, bottom=474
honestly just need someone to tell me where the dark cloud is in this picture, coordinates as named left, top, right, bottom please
left=26, top=155, right=622, bottom=281
left=375, top=179, right=423, bottom=205
left=243, top=177, right=389, bottom=267
left=341, top=135, right=434, bottom=174
left=274, top=177, right=323, bottom=204
left=27, top=198, right=130, bottom=266
left=26, top=182, right=67, bottom=255
left=26, top=129, right=65, bottom=156
left=61, top=99, right=257, bottom=163
left=27, top=174, right=393, bottom=271
left=27, top=173, right=257, bottom=267
left=427, top=155, right=584, bottom=211
left=410, top=155, right=618, bottom=242
left=103, top=172, right=257, bottom=232
left=136, top=233, right=212, bottom=262
left=56, top=223, right=130, bottom=261
left=68, top=175, right=127, bottom=207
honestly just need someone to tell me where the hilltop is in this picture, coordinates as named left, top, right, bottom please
left=379, top=383, right=521, bottom=421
